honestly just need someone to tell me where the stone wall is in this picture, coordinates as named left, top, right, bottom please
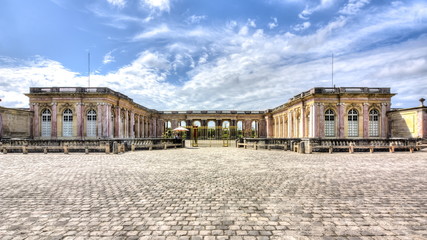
left=388, top=107, right=427, bottom=138
left=0, top=106, right=33, bottom=139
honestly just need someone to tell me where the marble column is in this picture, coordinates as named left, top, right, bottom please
left=102, top=104, right=110, bottom=138
left=152, top=118, right=157, bottom=137
left=282, top=115, right=286, bottom=138
left=142, top=116, right=146, bottom=137
left=136, top=115, right=140, bottom=138
left=97, top=103, right=102, bottom=138
left=363, top=103, right=369, bottom=138
left=130, top=111, right=135, bottom=138
left=51, top=102, right=57, bottom=139
left=265, top=115, right=274, bottom=138
left=288, top=112, right=292, bottom=138
left=338, top=103, right=345, bottom=138
left=32, top=103, right=40, bottom=138
left=381, top=103, right=388, bottom=138
left=115, top=107, right=120, bottom=138
left=76, top=103, right=83, bottom=139
left=318, top=104, right=324, bottom=138
left=301, top=106, right=305, bottom=138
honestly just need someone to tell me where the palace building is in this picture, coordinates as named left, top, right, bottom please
left=0, top=86, right=426, bottom=140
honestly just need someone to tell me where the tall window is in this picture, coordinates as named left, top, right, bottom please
left=369, top=109, right=379, bottom=137
left=180, top=120, right=186, bottom=127
left=237, top=121, right=243, bottom=137
left=348, top=109, right=358, bottom=137
left=41, top=109, right=51, bottom=137
left=87, top=110, right=97, bottom=137
left=251, top=121, right=258, bottom=137
left=63, top=109, right=73, bottom=137
left=222, top=121, right=230, bottom=129
left=208, top=120, right=216, bottom=138
left=165, top=121, right=171, bottom=130
left=324, top=109, right=335, bottom=137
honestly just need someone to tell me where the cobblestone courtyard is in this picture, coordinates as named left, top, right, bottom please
left=0, top=149, right=426, bottom=240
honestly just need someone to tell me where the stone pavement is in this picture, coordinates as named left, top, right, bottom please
left=0, top=148, right=426, bottom=240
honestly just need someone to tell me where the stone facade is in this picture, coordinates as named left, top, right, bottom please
left=0, top=106, right=33, bottom=139
left=25, top=87, right=160, bottom=139
left=388, top=106, right=427, bottom=138
left=269, top=87, right=394, bottom=139
left=160, top=110, right=266, bottom=138
left=0, top=86, right=424, bottom=140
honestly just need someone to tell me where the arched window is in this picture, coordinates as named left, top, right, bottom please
left=87, top=110, right=97, bottom=137
left=41, top=109, right=51, bottom=137
left=180, top=120, right=186, bottom=127
left=369, top=109, right=379, bottom=137
left=237, top=121, right=243, bottom=131
left=348, top=109, right=358, bottom=137
left=63, top=109, right=73, bottom=137
left=207, top=120, right=216, bottom=139
left=222, top=121, right=230, bottom=129
left=251, top=121, right=258, bottom=137
left=237, top=121, right=243, bottom=138
left=193, top=120, right=201, bottom=127
left=324, top=109, right=335, bottom=137
left=165, top=121, right=171, bottom=130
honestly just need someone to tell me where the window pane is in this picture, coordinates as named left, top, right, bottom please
left=63, top=109, right=73, bottom=137
left=348, top=109, right=358, bottom=137
left=369, top=109, right=379, bottom=137
left=41, top=109, right=51, bottom=137
left=324, top=109, right=335, bottom=137
left=87, top=110, right=96, bottom=137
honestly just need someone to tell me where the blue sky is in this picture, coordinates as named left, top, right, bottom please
left=0, top=0, right=426, bottom=110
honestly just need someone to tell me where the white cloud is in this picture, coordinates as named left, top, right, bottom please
left=133, top=24, right=170, bottom=40
left=103, top=51, right=115, bottom=64
left=299, top=0, right=336, bottom=19
left=247, top=19, right=256, bottom=28
left=268, top=18, right=278, bottom=29
left=339, top=0, right=370, bottom=15
left=238, top=26, right=249, bottom=36
left=1, top=2, right=426, bottom=110
left=0, top=56, right=84, bottom=107
left=106, top=0, right=126, bottom=8
left=141, top=0, right=170, bottom=12
left=293, top=21, right=311, bottom=31
left=186, top=15, right=207, bottom=24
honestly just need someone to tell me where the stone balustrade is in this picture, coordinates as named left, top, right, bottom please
left=238, top=137, right=422, bottom=154
left=0, top=138, right=183, bottom=154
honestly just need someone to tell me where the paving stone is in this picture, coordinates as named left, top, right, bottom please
left=0, top=149, right=425, bottom=239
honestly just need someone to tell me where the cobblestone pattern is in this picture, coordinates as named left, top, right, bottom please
left=0, top=149, right=426, bottom=240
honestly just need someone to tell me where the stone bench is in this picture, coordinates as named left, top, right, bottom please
left=1, top=144, right=109, bottom=154
left=312, top=142, right=416, bottom=153
left=131, top=143, right=182, bottom=151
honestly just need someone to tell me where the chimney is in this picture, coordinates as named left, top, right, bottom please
left=420, top=98, right=425, bottom=107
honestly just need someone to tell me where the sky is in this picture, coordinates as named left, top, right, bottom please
left=0, top=0, right=426, bottom=110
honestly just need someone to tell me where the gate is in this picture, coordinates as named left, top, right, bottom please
left=189, top=126, right=239, bottom=147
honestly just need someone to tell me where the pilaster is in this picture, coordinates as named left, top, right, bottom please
left=130, top=111, right=135, bottom=138
left=76, top=102, right=83, bottom=139
left=338, top=103, right=345, bottom=138
left=51, top=102, right=57, bottom=139
left=97, top=103, right=103, bottom=138
left=381, top=103, right=388, bottom=138
left=115, top=107, right=120, bottom=138
left=363, top=103, right=369, bottom=138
